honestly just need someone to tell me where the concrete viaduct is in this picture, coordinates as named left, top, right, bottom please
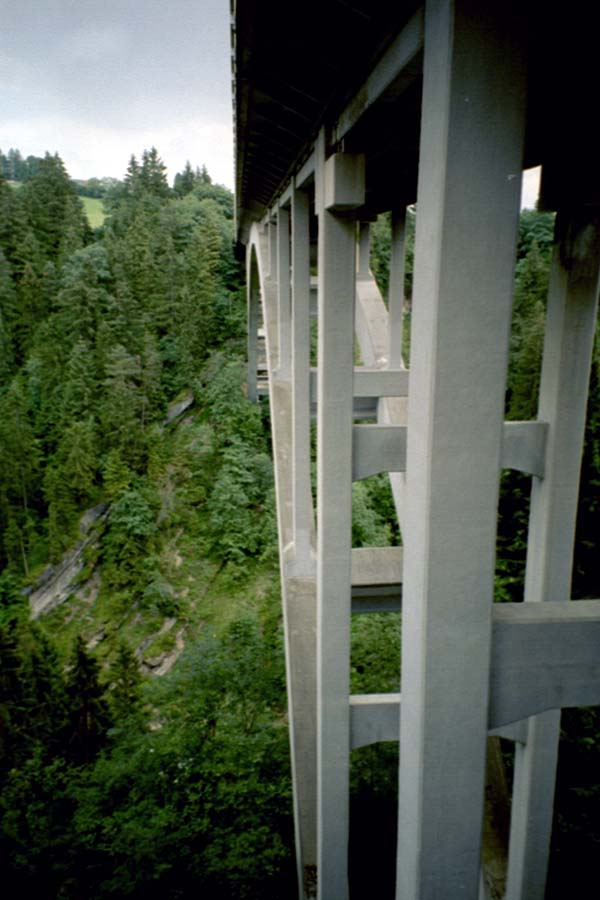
left=231, top=2, right=600, bottom=897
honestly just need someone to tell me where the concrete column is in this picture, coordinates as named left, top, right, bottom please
left=357, top=221, right=371, bottom=279
left=290, top=183, right=313, bottom=569
left=396, top=2, right=526, bottom=898
left=315, top=131, right=364, bottom=900
left=505, top=207, right=600, bottom=900
left=277, top=206, right=291, bottom=377
left=246, top=246, right=260, bottom=403
left=268, top=216, right=277, bottom=280
left=389, top=207, right=406, bottom=369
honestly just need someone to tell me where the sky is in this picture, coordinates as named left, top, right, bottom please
left=0, top=0, right=234, bottom=187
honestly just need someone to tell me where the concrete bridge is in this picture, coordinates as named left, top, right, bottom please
left=232, top=2, right=600, bottom=898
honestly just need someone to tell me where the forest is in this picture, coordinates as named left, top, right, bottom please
left=0, top=147, right=598, bottom=897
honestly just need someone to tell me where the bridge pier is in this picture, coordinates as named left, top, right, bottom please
left=235, top=1, right=600, bottom=897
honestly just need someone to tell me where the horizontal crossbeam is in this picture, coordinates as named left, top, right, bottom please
left=351, top=546, right=403, bottom=613
left=490, top=599, right=600, bottom=727
left=309, top=367, right=409, bottom=401
left=350, top=599, right=600, bottom=748
left=351, top=420, right=550, bottom=482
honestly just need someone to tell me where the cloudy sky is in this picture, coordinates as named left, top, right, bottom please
left=0, top=0, right=233, bottom=187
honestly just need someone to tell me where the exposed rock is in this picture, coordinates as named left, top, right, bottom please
left=29, top=505, right=109, bottom=619
left=79, top=502, right=109, bottom=535
left=134, top=617, right=176, bottom=661
left=163, top=391, right=194, bottom=427
left=76, top=569, right=102, bottom=605
left=141, top=627, right=186, bottom=676
left=86, top=626, right=106, bottom=651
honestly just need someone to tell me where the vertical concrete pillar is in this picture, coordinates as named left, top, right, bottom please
left=291, top=183, right=313, bottom=569
left=315, top=131, right=365, bottom=900
left=389, top=207, right=406, bottom=369
left=505, top=208, right=600, bottom=900
left=277, top=206, right=291, bottom=377
left=268, top=216, right=277, bottom=280
left=396, top=2, right=526, bottom=898
left=246, top=247, right=260, bottom=403
left=357, top=221, right=371, bottom=279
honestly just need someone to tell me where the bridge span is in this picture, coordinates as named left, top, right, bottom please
left=232, top=2, right=600, bottom=898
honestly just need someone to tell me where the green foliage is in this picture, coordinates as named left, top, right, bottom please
left=64, top=635, right=112, bottom=766
left=103, top=487, right=157, bottom=588
left=369, top=206, right=415, bottom=303
left=0, top=147, right=295, bottom=898
left=352, top=475, right=397, bottom=548
left=66, top=618, right=294, bottom=899
left=108, top=640, right=144, bottom=723
left=351, top=613, right=401, bottom=694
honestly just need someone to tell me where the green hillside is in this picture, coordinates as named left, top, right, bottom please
left=80, top=194, right=105, bottom=227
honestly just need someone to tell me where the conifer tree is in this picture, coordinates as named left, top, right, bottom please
left=173, top=160, right=196, bottom=197
left=20, top=152, right=88, bottom=263
left=0, top=251, right=17, bottom=377
left=64, top=636, right=111, bottom=766
left=109, top=640, right=143, bottom=722
left=140, top=147, right=170, bottom=198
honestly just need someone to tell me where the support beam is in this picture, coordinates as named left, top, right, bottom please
left=352, top=421, right=547, bottom=482
left=505, top=207, right=600, bottom=900
left=354, top=367, right=409, bottom=398
left=500, top=421, right=548, bottom=479
left=334, top=7, right=425, bottom=142
left=268, top=216, right=277, bottom=280
left=350, top=693, right=401, bottom=750
left=248, top=226, right=318, bottom=900
left=489, top=599, right=600, bottom=728
left=357, top=222, right=371, bottom=280
left=389, top=208, right=407, bottom=369
left=247, top=247, right=260, bottom=403
left=310, top=367, right=409, bottom=402
left=315, top=137, right=364, bottom=900
left=396, top=3, right=526, bottom=899
left=352, top=424, right=407, bottom=480
left=277, top=206, right=291, bottom=377
left=289, top=182, right=314, bottom=571
left=351, top=546, right=403, bottom=613
left=297, top=151, right=316, bottom=188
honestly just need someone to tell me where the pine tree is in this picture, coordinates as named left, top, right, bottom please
left=173, top=160, right=196, bottom=197
left=124, top=154, right=141, bottom=194
left=59, top=417, right=98, bottom=502
left=102, top=448, right=133, bottom=500
left=100, top=343, right=143, bottom=462
left=20, top=153, right=88, bottom=263
left=109, top=640, right=143, bottom=722
left=44, top=464, right=75, bottom=561
left=64, top=636, right=111, bottom=766
left=0, top=250, right=17, bottom=378
left=140, top=147, right=170, bottom=198
left=61, top=339, right=96, bottom=424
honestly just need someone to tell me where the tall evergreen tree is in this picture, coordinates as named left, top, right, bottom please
left=64, top=636, right=111, bottom=766
left=140, top=147, right=170, bottom=198
left=173, top=160, right=196, bottom=197
left=20, top=153, right=88, bottom=263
